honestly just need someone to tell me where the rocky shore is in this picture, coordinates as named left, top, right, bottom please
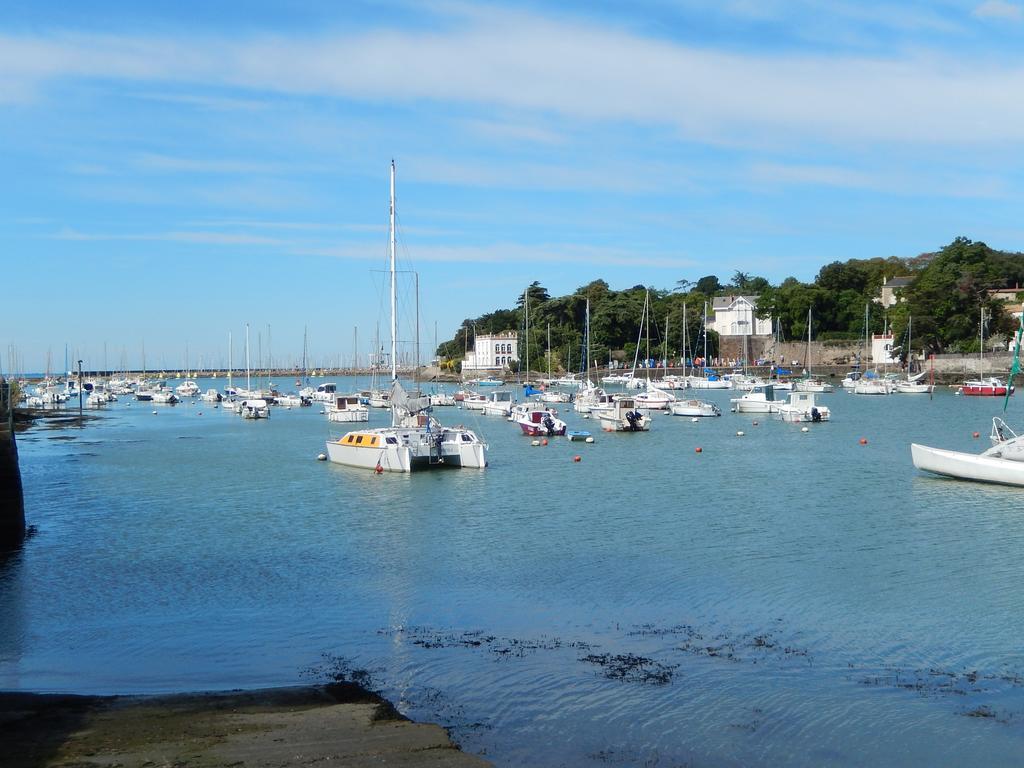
left=2, top=684, right=491, bottom=768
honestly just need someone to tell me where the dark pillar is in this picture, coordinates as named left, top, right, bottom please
left=0, top=377, right=26, bottom=549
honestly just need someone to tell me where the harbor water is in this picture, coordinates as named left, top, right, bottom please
left=2, top=378, right=1024, bottom=766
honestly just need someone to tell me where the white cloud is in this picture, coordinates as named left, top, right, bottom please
left=973, top=0, right=1024, bottom=21
left=3, top=7, right=1024, bottom=148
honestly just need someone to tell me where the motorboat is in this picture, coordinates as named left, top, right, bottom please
left=236, top=398, right=270, bottom=419
left=912, top=417, right=1024, bottom=486
left=516, top=408, right=567, bottom=436
left=960, top=377, right=1013, bottom=397
left=775, top=391, right=830, bottom=423
left=200, top=388, right=223, bottom=403
left=276, top=393, right=312, bottom=407
left=598, top=397, right=650, bottom=431
left=732, top=384, right=780, bottom=414
left=462, top=392, right=488, bottom=410
left=669, top=398, right=721, bottom=417
left=151, top=390, right=180, bottom=405
left=176, top=380, right=201, bottom=397
left=429, top=391, right=456, bottom=407
left=312, top=382, right=338, bottom=402
left=327, top=395, right=369, bottom=422
left=482, top=390, right=515, bottom=417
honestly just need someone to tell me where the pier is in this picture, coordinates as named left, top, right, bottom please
left=0, top=377, right=26, bottom=550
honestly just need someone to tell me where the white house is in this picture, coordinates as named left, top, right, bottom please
left=462, top=332, right=519, bottom=372
left=871, top=333, right=898, bottom=365
left=708, top=296, right=773, bottom=337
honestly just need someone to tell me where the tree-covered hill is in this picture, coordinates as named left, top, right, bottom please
left=437, top=238, right=1024, bottom=371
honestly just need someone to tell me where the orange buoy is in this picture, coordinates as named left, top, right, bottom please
left=973, top=431, right=980, bottom=438
left=542, top=438, right=548, bottom=446
left=859, top=438, right=868, bottom=445
left=374, top=463, right=384, bottom=474
left=573, top=455, right=581, bottom=462
left=695, top=446, right=702, bottom=453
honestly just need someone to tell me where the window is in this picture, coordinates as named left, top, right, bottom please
left=386, top=436, right=398, bottom=444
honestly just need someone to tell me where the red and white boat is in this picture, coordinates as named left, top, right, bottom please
left=960, top=377, right=1013, bottom=397
left=516, top=408, right=567, bottom=436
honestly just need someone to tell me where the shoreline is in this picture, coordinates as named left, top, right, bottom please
left=2, top=683, right=491, bottom=768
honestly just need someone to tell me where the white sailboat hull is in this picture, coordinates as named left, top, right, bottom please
left=325, top=427, right=487, bottom=472
left=911, top=443, right=1024, bottom=486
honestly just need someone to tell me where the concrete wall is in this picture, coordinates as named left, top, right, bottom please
left=0, top=378, right=26, bottom=549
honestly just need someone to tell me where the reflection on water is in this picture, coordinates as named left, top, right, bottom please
left=3, top=379, right=1024, bottom=765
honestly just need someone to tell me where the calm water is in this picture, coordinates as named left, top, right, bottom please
left=3, top=378, right=1024, bottom=766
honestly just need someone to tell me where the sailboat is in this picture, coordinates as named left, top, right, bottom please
left=632, top=290, right=675, bottom=410
left=894, top=317, right=932, bottom=394
left=852, top=304, right=891, bottom=395
left=688, top=302, right=730, bottom=389
left=324, top=161, right=487, bottom=472
left=794, top=307, right=834, bottom=393
left=961, top=307, right=1013, bottom=396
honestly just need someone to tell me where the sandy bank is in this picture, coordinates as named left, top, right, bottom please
left=1, top=683, right=491, bottom=767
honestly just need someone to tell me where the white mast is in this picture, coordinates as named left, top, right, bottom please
left=245, top=323, right=251, bottom=393
left=585, top=298, right=591, bottom=384
left=682, top=302, right=688, bottom=378
left=228, top=332, right=232, bottom=390
left=524, top=287, right=530, bottom=385
left=390, top=159, right=398, bottom=383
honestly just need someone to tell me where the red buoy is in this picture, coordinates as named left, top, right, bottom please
left=542, top=438, right=549, bottom=446
left=973, top=431, right=980, bottom=438
left=695, top=447, right=703, bottom=453
left=573, top=455, right=581, bottom=462
left=859, top=438, right=868, bottom=445
left=374, top=463, right=384, bottom=474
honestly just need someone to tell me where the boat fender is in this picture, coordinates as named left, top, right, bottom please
left=374, top=463, right=384, bottom=474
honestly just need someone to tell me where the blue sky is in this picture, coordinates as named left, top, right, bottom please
left=5, top=0, right=1024, bottom=373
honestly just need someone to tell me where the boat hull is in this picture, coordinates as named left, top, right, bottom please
left=325, top=427, right=487, bottom=472
left=911, top=443, right=1024, bottom=486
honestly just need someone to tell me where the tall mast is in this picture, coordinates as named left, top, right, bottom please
left=245, top=324, right=251, bottom=393
left=389, top=159, right=398, bottom=382
left=525, top=287, right=530, bottom=385
left=682, top=302, right=688, bottom=377
left=585, top=298, right=591, bottom=384
left=228, top=332, right=232, bottom=389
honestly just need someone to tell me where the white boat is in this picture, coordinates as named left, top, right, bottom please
left=794, top=378, right=833, bottom=393
left=429, top=391, right=456, bottom=407
left=312, top=383, right=338, bottom=402
left=853, top=376, right=892, bottom=395
left=324, top=161, right=487, bottom=473
left=669, top=398, right=721, bottom=417
left=775, top=391, right=830, bottom=423
left=601, top=372, right=634, bottom=385
left=327, top=395, right=369, bottom=422
left=151, top=390, right=180, bottom=405
left=176, top=380, right=200, bottom=397
left=200, top=388, right=223, bottom=403
left=574, top=385, right=615, bottom=414
left=275, top=393, right=311, bottom=407
left=482, top=390, right=515, bottom=417
left=236, top=398, right=270, bottom=419
left=634, top=381, right=676, bottom=410
left=912, top=418, right=1024, bottom=486
left=538, top=389, right=571, bottom=404
left=462, top=392, right=488, bottom=410
left=731, top=384, right=781, bottom=414
left=598, top=397, right=650, bottom=432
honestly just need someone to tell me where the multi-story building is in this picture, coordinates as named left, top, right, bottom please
left=462, top=332, right=519, bottom=371
left=707, top=295, right=773, bottom=336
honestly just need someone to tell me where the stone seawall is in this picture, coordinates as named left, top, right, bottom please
left=0, top=378, right=26, bottom=550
